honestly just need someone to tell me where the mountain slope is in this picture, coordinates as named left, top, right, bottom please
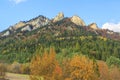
left=0, top=13, right=120, bottom=63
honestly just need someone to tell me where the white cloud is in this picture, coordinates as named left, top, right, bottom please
left=9, top=0, right=27, bottom=4
left=102, top=22, right=120, bottom=32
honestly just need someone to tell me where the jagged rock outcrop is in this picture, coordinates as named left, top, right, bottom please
left=89, top=23, right=98, bottom=30
left=9, top=15, right=50, bottom=32
left=53, top=12, right=64, bottom=22
left=71, top=15, right=85, bottom=26
left=21, top=25, right=32, bottom=31
left=27, top=15, right=50, bottom=28
left=12, top=21, right=26, bottom=30
left=2, top=31, right=10, bottom=37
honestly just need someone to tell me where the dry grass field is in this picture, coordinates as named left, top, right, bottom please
left=5, top=73, right=29, bottom=80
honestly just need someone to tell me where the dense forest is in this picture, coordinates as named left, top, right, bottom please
left=0, top=35, right=120, bottom=63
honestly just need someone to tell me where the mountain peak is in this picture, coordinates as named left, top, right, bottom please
left=88, top=23, right=99, bottom=30
left=27, top=15, right=50, bottom=29
left=71, top=15, right=86, bottom=26
left=9, top=15, right=50, bottom=31
left=53, top=12, right=64, bottom=22
left=1, top=13, right=120, bottom=41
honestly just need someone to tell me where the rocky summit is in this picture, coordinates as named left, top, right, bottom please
left=53, top=12, right=64, bottom=22
left=27, top=15, right=50, bottom=29
left=88, top=23, right=99, bottom=30
left=71, top=15, right=86, bottom=26
left=0, top=12, right=120, bottom=41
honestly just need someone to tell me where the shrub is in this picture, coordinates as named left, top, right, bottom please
left=97, top=61, right=110, bottom=80
left=106, top=56, right=120, bottom=67
left=0, top=63, right=6, bottom=79
left=110, top=67, right=120, bottom=80
left=20, top=63, right=30, bottom=74
left=8, top=61, right=21, bottom=73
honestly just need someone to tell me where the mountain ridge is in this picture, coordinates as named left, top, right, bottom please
left=0, top=13, right=120, bottom=40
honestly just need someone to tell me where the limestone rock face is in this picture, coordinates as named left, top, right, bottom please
left=12, top=21, right=26, bottom=30
left=53, top=12, right=64, bottom=22
left=89, top=23, right=98, bottom=30
left=27, top=15, right=50, bottom=28
left=2, top=31, right=10, bottom=37
left=21, top=25, right=32, bottom=31
left=71, top=15, right=85, bottom=26
left=9, top=15, right=50, bottom=32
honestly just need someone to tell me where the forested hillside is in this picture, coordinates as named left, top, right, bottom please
left=0, top=13, right=120, bottom=80
left=0, top=15, right=120, bottom=63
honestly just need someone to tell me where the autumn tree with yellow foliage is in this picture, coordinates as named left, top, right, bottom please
left=30, top=47, right=62, bottom=80
left=62, top=55, right=99, bottom=80
left=30, top=47, right=99, bottom=80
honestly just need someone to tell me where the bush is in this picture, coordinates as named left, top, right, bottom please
left=97, top=61, right=110, bottom=80
left=106, top=56, right=120, bottom=67
left=110, top=67, right=120, bottom=80
left=0, top=63, right=6, bottom=79
left=20, top=63, right=30, bottom=74
left=7, top=62, right=30, bottom=74
left=8, top=61, right=21, bottom=73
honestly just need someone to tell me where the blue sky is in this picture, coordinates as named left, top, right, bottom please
left=0, top=0, right=120, bottom=32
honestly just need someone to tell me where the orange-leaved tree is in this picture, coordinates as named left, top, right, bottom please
left=97, top=61, right=110, bottom=80
left=62, top=55, right=99, bottom=80
left=110, top=67, right=120, bottom=80
left=30, top=47, right=62, bottom=80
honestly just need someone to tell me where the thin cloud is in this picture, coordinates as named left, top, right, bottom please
left=9, top=0, right=27, bottom=4
left=102, top=22, right=120, bottom=32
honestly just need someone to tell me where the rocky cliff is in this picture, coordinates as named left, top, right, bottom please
left=88, top=23, right=98, bottom=30
left=53, top=12, right=64, bottom=22
left=71, top=15, right=86, bottom=26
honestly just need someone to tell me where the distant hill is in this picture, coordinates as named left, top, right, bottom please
left=0, top=13, right=120, bottom=63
